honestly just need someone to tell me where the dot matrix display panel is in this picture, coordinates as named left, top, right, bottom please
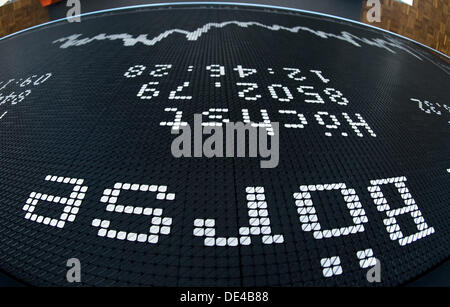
left=0, top=4, right=449, bottom=286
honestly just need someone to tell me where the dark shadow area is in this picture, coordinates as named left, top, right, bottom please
left=406, top=258, right=450, bottom=287
left=0, top=270, right=26, bottom=287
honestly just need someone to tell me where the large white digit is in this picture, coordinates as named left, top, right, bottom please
left=124, top=65, right=146, bottom=78
left=324, top=88, right=349, bottom=105
left=168, top=82, right=192, bottom=100
left=23, top=175, right=88, bottom=228
left=92, top=182, right=175, bottom=244
left=160, top=107, right=188, bottom=131
left=11, top=90, right=31, bottom=105
left=410, top=98, right=442, bottom=115
left=293, top=183, right=368, bottom=239
left=206, top=64, right=225, bottom=77
left=443, top=104, right=450, bottom=114
left=268, top=84, right=293, bottom=102
left=233, top=65, right=257, bottom=78
left=33, top=73, right=52, bottom=85
left=283, top=68, right=306, bottom=81
left=310, top=70, right=330, bottom=83
left=297, top=85, right=324, bottom=104
left=149, top=64, right=172, bottom=77
left=367, top=176, right=435, bottom=246
left=20, top=76, right=35, bottom=87
left=236, top=83, right=261, bottom=101
left=137, top=82, right=159, bottom=100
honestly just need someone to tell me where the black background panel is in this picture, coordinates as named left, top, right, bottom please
left=0, top=4, right=448, bottom=286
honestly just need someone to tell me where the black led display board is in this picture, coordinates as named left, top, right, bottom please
left=0, top=3, right=449, bottom=286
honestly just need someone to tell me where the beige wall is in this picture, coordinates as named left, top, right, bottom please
left=361, top=0, right=449, bottom=56
left=0, top=0, right=49, bottom=38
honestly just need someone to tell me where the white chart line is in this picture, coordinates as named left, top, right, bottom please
left=0, top=111, right=7, bottom=120
left=1, top=2, right=449, bottom=60
left=52, top=21, right=423, bottom=60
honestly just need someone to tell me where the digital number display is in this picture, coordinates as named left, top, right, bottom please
left=0, top=4, right=448, bottom=286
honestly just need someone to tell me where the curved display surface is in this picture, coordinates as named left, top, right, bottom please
left=0, top=4, right=449, bottom=286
